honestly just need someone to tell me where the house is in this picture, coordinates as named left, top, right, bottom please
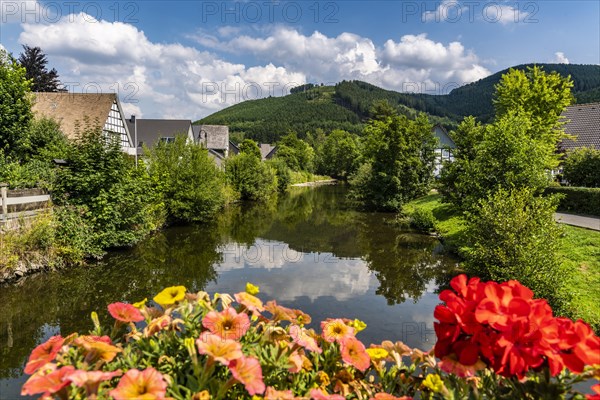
left=559, top=103, right=600, bottom=152
left=432, top=124, right=456, bottom=177
left=259, top=144, right=277, bottom=161
left=125, top=118, right=194, bottom=153
left=31, top=92, right=135, bottom=154
left=193, top=125, right=229, bottom=157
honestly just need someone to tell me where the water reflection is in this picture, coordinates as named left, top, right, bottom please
left=0, top=185, right=457, bottom=395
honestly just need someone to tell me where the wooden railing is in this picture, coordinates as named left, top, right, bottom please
left=0, top=184, right=51, bottom=223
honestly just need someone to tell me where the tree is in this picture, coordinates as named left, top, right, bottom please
left=562, top=147, right=600, bottom=187
left=238, top=138, right=261, bottom=160
left=275, top=132, right=315, bottom=172
left=316, top=129, right=361, bottom=179
left=225, top=153, right=278, bottom=201
left=349, top=112, right=436, bottom=211
left=0, top=49, right=32, bottom=154
left=441, top=67, right=574, bottom=210
left=18, top=45, right=64, bottom=92
left=464, top=188, right=569, bottom=314
left=146, top=135, right=225, bottom=223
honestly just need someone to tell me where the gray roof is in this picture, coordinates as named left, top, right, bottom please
left=194, top=125, right=229, bottom=150
left=126, top=119, right=192, bottom=147
left=433, top=125, right=456, bottom=148
left=259, top=144, right=277, bottom=160
left=560, top=103, right=600, bottom=151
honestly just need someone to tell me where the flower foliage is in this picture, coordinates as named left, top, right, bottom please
left=22, top=279, right=600, bottom=399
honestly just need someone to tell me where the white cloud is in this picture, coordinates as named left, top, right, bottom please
left=192, top=27, right=490, bottom=94
left=19, top=13, right=305, bottom=119
left=554, top=52, right=570, bottom=64
left=1, top=0, right=43, bottom=24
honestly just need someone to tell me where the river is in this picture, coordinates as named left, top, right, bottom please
left=0, top=184, right=458, bottom=398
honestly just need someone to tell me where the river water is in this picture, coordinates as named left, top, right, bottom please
left=0, top=185, right=458, bottom=398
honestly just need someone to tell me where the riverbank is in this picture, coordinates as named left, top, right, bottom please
left=291, top=179, right=337, bottom=187
left=404, top=193, right=600, bottom=332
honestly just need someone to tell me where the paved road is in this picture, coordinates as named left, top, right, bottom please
left=554, top=213, right=600, bottom=231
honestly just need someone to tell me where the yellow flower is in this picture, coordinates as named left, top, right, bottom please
left=133, top=298, right=147, bottom=309
left=423, top=374, right=444, bottom=393
left=349, top=319, right=367, bottom=333
left=153, top=286, right=186, bottom=306
left=366, top=348, right=389, bottom=361
left=246, top=282, right=260, bottom=295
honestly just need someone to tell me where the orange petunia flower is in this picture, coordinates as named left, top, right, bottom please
left=340, top=337, right=371, bottom=372
left=21, top=363, right=75, bottom=397
left=109, top=367, right=168, bottom=400
left=289, top=325, right=322, bottom=354
left=264, top=300, right=294, bottom=322
left=144, top=315, right=173, bottom=338
left=202, top=307, right=250, bottom=340
left=264, top=386, right=297, bottom=399
left=108, top=302, right=144, bottom=323
left=74, top=335, right=121, bottom=363
left=309, top=388, right=346, bottom=400
left=234, top=292, right=265, bottom=316
left=195, top=332, right=243, bottom=365
left=68, top=369, right=122, bottom=397
left=228, top=355, right=266, bottom=396
left=24, top=335, right=65, bottom=375
left=437, top=354, right=486, bottom=378
left=321, top=319, right=355, bottom=343
left=288, top=309, right=312, bottom=325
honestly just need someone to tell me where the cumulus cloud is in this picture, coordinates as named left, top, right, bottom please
left=20, top=13, right=490, bottom=118
left=19, top=13, right=305, bottom=119
left=196, top=27, right=490, bottom=94
left=554, top=52, right=570, bottom=64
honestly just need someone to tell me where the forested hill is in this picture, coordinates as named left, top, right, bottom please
left=196, top=64, right=600, bottom=143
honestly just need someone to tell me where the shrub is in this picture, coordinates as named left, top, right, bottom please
left=20, top=279, right=600, bottom=399
left=265, top=158, right=291, bottom=193
left=146, top=135, right=224, bottom=223
left=225, top=153, right=278, bottom=201
left=562, top=147, right=600, bottom=187
left=408, top=208, right=437, bottom=233
left=544, top=186, right=600, bottom=216
left=464, top=188, right=570, bottom=314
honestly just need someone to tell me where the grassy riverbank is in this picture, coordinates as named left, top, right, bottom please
left=405, top=193, right=600, bottom=331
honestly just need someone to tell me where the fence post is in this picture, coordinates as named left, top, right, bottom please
left=1, top=183, right=7, bottom=221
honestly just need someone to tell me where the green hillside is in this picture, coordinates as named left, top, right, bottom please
left=197, top=64, right=600, bottom=143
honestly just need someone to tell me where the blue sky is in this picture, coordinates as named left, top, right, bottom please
left=1, top=0, right=598, bottom=120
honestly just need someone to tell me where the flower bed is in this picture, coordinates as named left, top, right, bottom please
left=22, top=277, right=600, bottom=399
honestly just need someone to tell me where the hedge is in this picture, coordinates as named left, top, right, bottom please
left=544, top=186, right=600, bottom=216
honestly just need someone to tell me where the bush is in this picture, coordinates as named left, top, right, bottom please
left=544, top=186, right=600, bottom=216
left=408, top=208, right=437, bottom=233
left=265, top=158, right=291, bottom=193
left=562, top=147, right=600, bottom=187
left=225, top=153, right=278, bottom=201
left=464, top=188, right=570, bottom=314
left=146, top=135, right=224, bottom=223
left=20, top=279, right=599, bottom=399
left=54, top=124, right=164, bottom=249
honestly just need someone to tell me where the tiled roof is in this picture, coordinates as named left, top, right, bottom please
left=559, top=103, right=600, bottom=151
left=32, top=92, right=117, bottom=140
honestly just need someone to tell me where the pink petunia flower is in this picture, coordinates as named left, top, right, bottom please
left=340, top=337, right=371, bottom=372
left=21, top=363, right=75, bottom=397
left=289, top=325, right=322, bottom=354
left=68, top=369, right=122, bottom=397
left=202, top=307, right=250, bottom=340
left=24, top=335, right=65, bottom=375
left=108, top=302, right=144, bottom=323
left=228, top=355, right=266, bottom=396
left=234, top=292, right=265, bottom=316
left=196, top=332, right=243, bottom=365
left=309, top=388, right=346, bottom=400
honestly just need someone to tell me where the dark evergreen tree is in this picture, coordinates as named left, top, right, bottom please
left=18, top=45, right=65, bottom=92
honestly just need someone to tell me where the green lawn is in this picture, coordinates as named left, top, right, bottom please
left=405, top=193, right=600, bottom=331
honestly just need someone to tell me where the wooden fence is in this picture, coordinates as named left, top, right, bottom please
left=0, top=184, right=51, bottom=225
